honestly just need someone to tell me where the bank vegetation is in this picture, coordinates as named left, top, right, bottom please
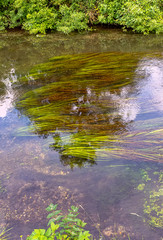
left=0, top=0, right=163, bottom=34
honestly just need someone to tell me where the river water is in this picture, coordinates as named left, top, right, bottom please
left=0, top=29, right=163, bottom=240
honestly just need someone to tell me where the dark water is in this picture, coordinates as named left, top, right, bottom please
left=0, top=29, right=163, bottom=240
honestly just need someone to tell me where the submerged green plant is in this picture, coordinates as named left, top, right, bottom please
left=24, top=203, right=138, bottom=240
left=0, top=180, right=6, bottom=193
left=137, top=170, right=163, bottom=229
left=26, top=204, right=92, bottom=240
left=16, top=52, right=163, bottom=167
left=0, top=226, right=11, bottom=240
left=0, top=81, right=6, bottom=96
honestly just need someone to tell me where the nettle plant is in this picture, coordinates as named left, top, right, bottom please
left=26, top=204, right=92, bottom=240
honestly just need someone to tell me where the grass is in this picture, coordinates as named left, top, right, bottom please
left=0, top=226, right=11, bottom=240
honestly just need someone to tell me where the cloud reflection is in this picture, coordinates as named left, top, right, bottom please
left=101, top=57, right=163, bottom=123
left=136, top=58, right=163, bottom=112
left=0, top=68, right=17, bottom=118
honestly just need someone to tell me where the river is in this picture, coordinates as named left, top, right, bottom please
left=0, top=29, right=163, bottom=240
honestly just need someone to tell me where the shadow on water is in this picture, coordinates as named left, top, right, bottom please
left=0, top=30, right=163, bottom=240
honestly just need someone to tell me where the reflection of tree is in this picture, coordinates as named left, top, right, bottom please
left=16, top=52, right=140, bottom=167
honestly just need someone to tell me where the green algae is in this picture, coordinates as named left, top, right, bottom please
left=137, top=170, right=163, bottom=229
left=0, top=81, right=6, bottom=96
left=16, top=52, right=163, bottom=167
left=20, top=52, right=139, bottom=87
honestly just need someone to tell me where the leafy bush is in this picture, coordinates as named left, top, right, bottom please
left=120, top=0, right=163, bottom=34
left=26, top=204, right=92, bottom=240
left=56, top=5, right=88, bottom=34
left=98, top=0, right=163, bottom=34
left=10, top=0, right=59, bottom=34
left=0, top=0, right=162, bottom=34
left=0, top=0, right=14, bottom=31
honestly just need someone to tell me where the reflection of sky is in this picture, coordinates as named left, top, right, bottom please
left=136, top=58, right=163, bottom=113
left=106, top=87, right=139, bottom=122
left=71, top=58, right=163, bottom=124
left=1, top=58, right=163, bottom=123
left=0, top=68, right=17, bottom=118
left=105, top=58, right=163, bottom=123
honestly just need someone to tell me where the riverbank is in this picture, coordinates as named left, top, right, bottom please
left=0, top=0, right=163, bottom=35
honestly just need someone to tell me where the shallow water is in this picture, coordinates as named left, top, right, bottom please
left=0, top=29, right=163, bottom=240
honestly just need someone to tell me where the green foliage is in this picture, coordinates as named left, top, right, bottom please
left=0, top=0, right=162, bottom=34
left=56, top=5, right=88, bottom=34
left=137, top=183, right=145, bottom=191
left=26, top=204, right=92, bottom=240
left=137, top=170, right=163, bottom=229
left=0, top=226, right=11, bottom=240
left=0, top=0, right=14, bottom=31
left=10, top=0, right=59, bottom=34
left=140, top=169, right=151, bottom=182
left=120, top=0, right=163, bottom=34
left=98, top=0, right=163, bottom=34
left=16, top=52, right=140, bottom=166
left=17, top=52, right=163, bottom=166
left=0, top=81, right=6, bottom=96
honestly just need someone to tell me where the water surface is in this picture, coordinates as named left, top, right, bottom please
left=0, top=29, right=163, bottom=239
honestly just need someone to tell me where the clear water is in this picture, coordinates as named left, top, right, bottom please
left=0, top=29, right=163, bottom=240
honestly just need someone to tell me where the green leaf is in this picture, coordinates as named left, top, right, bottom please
left=47, top=218, right=56, bottom=226
left=81, top=222, right=87, bottom=228
left=45, top=228, right=52, bottom=237
left=54, top=215, right=64, bottom=222
left=53, top=210, right=62, bottom=216
left=47, top=213, right=55, bottom=219
left=34, top=229, right=40, bottom=234
left=40, top=236, right=47, bottom=240
left=70, top=206, right=79, bottom=212
left=50, top=222, right=59, bottom=232
left=67, top=213, right=77, bottom=219
left=64, top=217, right=75, bottom=222
left=32, top=236, right=39, bottom=240
left=46, top=204, right=58, bottom=212
left=48, top=215, right=64, bottom=226
left=40, top=229, right=46, bottom=235
left=78, top=231, right=91, bottom=240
